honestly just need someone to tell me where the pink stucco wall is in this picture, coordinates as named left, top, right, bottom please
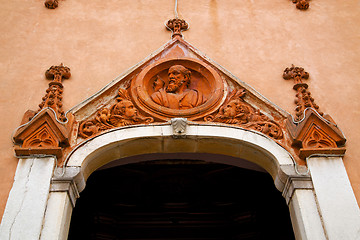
left=1, top=0, right=359, bottom=219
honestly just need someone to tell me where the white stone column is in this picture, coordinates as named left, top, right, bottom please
left=40, top=166, right=82, bottom=240
left=308, top=156, right=360, bottom=240
left=283, top=176, right=326, bottom=240
left=40, top=192, right=73, bottom=240
left=0, top=157, right=55, bottom=240
left=289, top=189, right=326, bottom=240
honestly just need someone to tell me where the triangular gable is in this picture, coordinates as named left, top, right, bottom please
left=70, top=37, right=289, bottom=148
left=70, top=37, right=288, bottom=121
left=13, top=109, right=69, bottom=158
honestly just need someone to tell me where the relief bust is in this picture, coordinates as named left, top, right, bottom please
left=131, top=58, right=225, bottom=121
left=151, top=65, right=204, bottom=109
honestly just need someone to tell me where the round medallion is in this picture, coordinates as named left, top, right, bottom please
left=131, top=58, right=226, bottom=120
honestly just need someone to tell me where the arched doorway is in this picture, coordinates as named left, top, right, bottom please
left=4, top=124, right=339, bottom=240
left=68, top=158, right=295, bottom=240
left=56, top=124, right=315, bottom=239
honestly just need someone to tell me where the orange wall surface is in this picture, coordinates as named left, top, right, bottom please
left=1, top=0, right=360, bottom=220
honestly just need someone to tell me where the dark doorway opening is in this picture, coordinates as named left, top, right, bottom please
left=68, top=160, right=295, bottom=240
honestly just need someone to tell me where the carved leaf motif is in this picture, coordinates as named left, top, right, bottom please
left=78, top=88, right=154, bottom=139
left=204, top=89, right=283, bottom=140
left=171, top=118, right=187, bottom=135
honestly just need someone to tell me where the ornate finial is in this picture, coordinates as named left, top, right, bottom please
left=283, top=65, right=322, bottom=121
left=37, top=64, right=71, bottom=121
left=291, top=0, right=310, bottom=10
left=45, top=63, right=71, bottom=83
left=45, top=0, right=59, bottom=9
left=166, top=18, right=189, bottom=38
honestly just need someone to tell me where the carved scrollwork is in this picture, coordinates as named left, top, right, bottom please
left=78, top=88, right=154, bottom=139
left=204, top=89, right=283, bottom=139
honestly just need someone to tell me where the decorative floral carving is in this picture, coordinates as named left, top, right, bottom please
left=78, top=88, right=154, bottom=139
left=204, top=89, right=283, bottom=139
left=35, top=63, right=71, bottom=122
left=45, top=0, right=59, bottom=9
left=291, top=0, right=310, bottom=10
left=166, top=18, right=189, bottom=38
left=283, top=65, right=322, bottom=121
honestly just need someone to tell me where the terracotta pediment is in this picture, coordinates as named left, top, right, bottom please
left=13, top=109, right=69, bottom=158
left=71, top=36, right=289, bottom=144
left=286, top=109, right=346, bottom=159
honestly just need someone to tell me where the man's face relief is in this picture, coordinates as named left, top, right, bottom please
left=166, top=66, right=186, bottom=93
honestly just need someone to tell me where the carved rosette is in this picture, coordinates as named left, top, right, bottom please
left=291, top=0, right=310, bottom=10
left=78, top=88, right=154, bottom=139
left=283, top=65, right=322, bottom=121
left=204, top=89, right=283, bottom=140
left=166, top=18, right=189, bottom=38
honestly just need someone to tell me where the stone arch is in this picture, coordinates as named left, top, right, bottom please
left=7, top=123, right=350, bottom=240
left=65, top=124, right=296, bottom=194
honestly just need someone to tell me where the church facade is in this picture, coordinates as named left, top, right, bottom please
left=0, top=1, right=360, bottom=239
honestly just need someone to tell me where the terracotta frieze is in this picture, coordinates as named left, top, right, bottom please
left=204, top=89, right=283, bottom=140
left=76, top=56, right=285, bottom=142
left=291, top=0, right=310, bottom=10
left=78, top=88, right=154, bottom=139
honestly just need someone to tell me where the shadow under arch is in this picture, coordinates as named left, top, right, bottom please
left=65, top=123, right=297, bottom=194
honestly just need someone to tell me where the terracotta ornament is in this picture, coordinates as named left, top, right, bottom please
left=166, top=18, right=189, bottom=38
left=283, top=64, right=322, bottom=121
left=131, top=58, right=225, bottom=121
left=151, top=65, right=204, bottom=109
left=205, top=89, right=283, bottom=140
left=13, top=64, right=71, bottom=158
left=78, top=88, right=154, bottom=139
left=291, top=0, right=310, bottom=10
left=45, top=0, right=59, bottom=9
left=284, top=65, right=346, bottom=159
left=36, top=63, right=71, bottom=122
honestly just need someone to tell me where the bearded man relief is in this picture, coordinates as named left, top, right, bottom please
left=205, top=89, right=283, bottom=140
left=78, top=89, right=153, bottom=139
left=150, top=65, right=205, bottom=109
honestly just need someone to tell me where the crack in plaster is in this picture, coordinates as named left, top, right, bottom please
left=8, top=159, right=35, bottom=240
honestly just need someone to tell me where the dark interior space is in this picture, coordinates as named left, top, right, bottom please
left=68, top=160, right=295, bottom=240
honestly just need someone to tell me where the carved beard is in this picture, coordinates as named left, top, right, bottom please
left=166, top=81, right=181, bottom=93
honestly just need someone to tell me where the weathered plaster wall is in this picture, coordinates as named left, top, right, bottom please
left=1, top=0, right=359, bottom=220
